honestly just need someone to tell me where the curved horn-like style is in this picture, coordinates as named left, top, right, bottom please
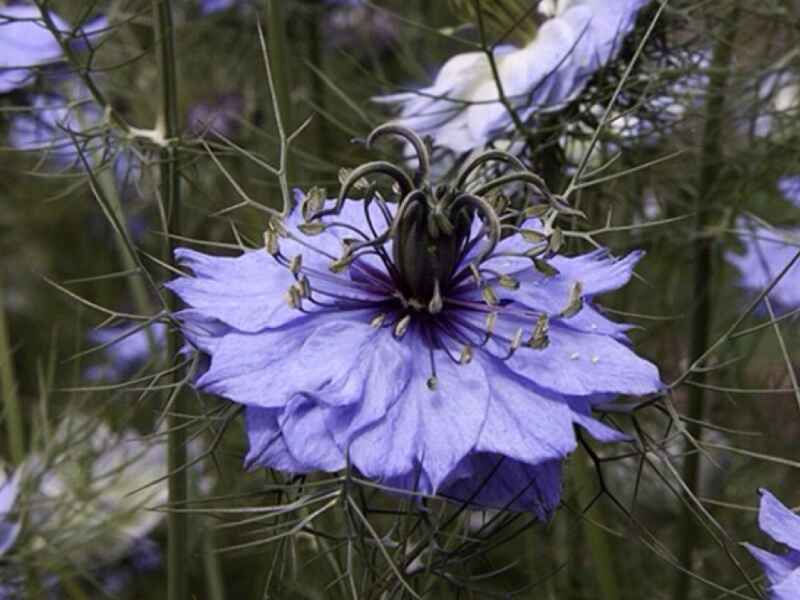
left=448, top=192, right=501, bottom=266
left=367, top=123, right=431, bottom=186
left=470, top=171, right=550, bottom=199
left=312, top=160, right=414, bottom=220
left=454, top=150, right=528, bottom=190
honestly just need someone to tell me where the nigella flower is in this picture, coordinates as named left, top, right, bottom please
left=0, top=470, right=20, bottom=557
left=322, top=0, right=399, bottom=54
left=85, top=323, right=167, bottom=382
left=726, top=217, right=800, bottom=315
left=752, top=71, right=799, bottom=138
left=170, top=125, right=661, bottom=517
left=187, top=94, right=244, bottom=139
left=0, top=5, right=106, bottom=94
left=8, top=83, right=105, bottom=167
left=779, top=176, right=800, bottom=208
left=744, top=489, right=800, bottom=600
left=375, top=0, right=650, bottom=153
left=199, top=0, right=238, bottom=14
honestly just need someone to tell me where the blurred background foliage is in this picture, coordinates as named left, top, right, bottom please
left=0, top=0, right=799, bottom=598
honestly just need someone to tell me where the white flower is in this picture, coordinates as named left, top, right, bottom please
left=376, top=0, right=650, bottom=153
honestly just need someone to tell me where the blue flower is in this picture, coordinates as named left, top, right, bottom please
left=0, top=5, right=66, bottom=94
left=169, top=126, right=661, bottom=517
left=199, top=0, right=237, bottom=14
left=323, top=0, right=398, bottom=54
left=86, top=323, right=167, bottom=382
left=0, top=470, right=20, bottom=557
left=187, top=94, right=244, bottom=139
left=0, top=5, right=107, bottom=94
left=8, top=84, right=105, bottom=167
left=745, top=489, right=800, bottom=600
left=779, top=176, right=800, bottom=209
left=375, top=0, right=650, bottom=153
left=752, top=71, right=799, bottom=138
left=726, top=217, right=800, bottom=315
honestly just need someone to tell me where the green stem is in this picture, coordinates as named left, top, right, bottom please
left=0, top=278, right=24, bottom=464
left=202, top=523, right=226, bottom=600
left=151, top=1, right=187, bottom=599
left=674, top=4, right=740, bottom=600
left=575, top=450, right=619, bottom=600
left=266, top=0, right=293, bottom=183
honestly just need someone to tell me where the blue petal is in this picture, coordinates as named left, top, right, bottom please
left=745, top=544, right=797, bottom=589
left=441, top=455, right=563, bottom=519
left=196, top=313, right=402, bottom=410
left=725, top=217, right=800, bottom=314
left=279, top=397, right=345, bottom=472
left=505, top=321, right=662, bottom=396
left=759, top=489, right=800, bottom=553
left=348, top=329, right=490, bottom=491
left=244, top=406, right=310, bottom=473
left=167, top=248, right=297, bottom=332
left=473, top=357, right=577, bottom=464
left=772, top=568, right=800, bottom=600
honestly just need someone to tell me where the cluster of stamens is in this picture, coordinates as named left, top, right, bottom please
left=263, top=124, right=585, bottom=388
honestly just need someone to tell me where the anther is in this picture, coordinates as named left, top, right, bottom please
left=370, top=313, right=386, bottom=328
left=481, top=285, right=499, bottom=306
left=298, top=221, right=327, bottom=236
left=459, top=345, right=474, bottom=365
left=560, top=281, right=583, bottom=318
left=394, top=314, right=412, bottom=338
left=528, top=314, right=550, bottom=349
left=498, top=274, right=520, bottom=290
left=329, top=255, right=354, bottom=274
left=264, top=229, right=280, bottom=256
left=426, top=376, right=438, bottom=391
left=289, top=254, right=303, bottom=275
left=285, top=284, right=302, bottom=309
left=485, top=312, right=497, bottom=336
left=510, top=328, right=524, bottom=352
left=532, top=257, right=559, bottom=277
left=520, top=229, right=547, bottom=243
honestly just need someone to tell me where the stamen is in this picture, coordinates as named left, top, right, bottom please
left=297, top=221, right=327, bottom=236
left=289, top=254, right=303, bottom=275
left=394, top=314, right=411, bottom=338
left=459, top=345, right=473, bottom=365
left=263, top=229, right=279, bottom=256
left=285, top=284, right=302, bottom=310
left=560, top=281, right=584, bottom=318
left=428, top=279, right=444, bottom=314
left=528, top=314, right=549, bottom=349
left=481, top=285, right=499, bottom=306
left=370, top=313, right=386, bottom=328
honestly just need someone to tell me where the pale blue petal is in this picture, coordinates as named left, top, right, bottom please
left=244, top=406, right=310, bottom=473
left=196, top=313, right=400, bottom=410
left=759, top=489, right=800, bottom=553
left=280, top=397, right=346, bottom=472
left=167, top=248, right=297, bottom=332
left=772, top=569, right=800, bottom=600
left=441, top=456, right=563, bottom=519
left=349, top=329, right=490, bottom=491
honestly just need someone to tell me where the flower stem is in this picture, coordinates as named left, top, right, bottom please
left=151, top=1, right=187, bottom=598
left=0, top=278, right=24, bottom=464
left=674, top=4, right=740, bottom=599
left=575, top=449, right=619, bottom=600
left=266, top=0, right=293, bottom=183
